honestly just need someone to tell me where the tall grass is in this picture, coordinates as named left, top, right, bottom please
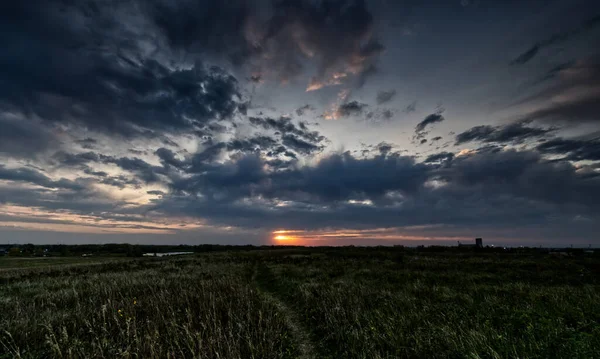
left=255, top=252, right=600, bottom=358
left=1, top=250, right=599, bottom=358
left=1, top=258, right=296, bottom=358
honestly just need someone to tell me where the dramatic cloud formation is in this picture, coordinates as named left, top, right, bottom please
left=537, top=137, right=600, bottom=162
left=147, top=0, right=385, bottom=89
left=1, top=0, right=599, bottom=246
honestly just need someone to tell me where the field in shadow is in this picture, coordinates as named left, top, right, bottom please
left=1, top=248, right=599, bottom=358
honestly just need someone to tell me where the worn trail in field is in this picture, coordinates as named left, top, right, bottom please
left=253, top=266, right=317, bottom=359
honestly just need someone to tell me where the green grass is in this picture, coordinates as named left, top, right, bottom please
left=1, top=249, right=599, bottom=358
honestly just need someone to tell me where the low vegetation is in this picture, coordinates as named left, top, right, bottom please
left=1, top=247, right=599, bottom=358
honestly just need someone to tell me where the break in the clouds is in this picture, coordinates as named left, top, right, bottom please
left=1, top=0, right=600, bottom=246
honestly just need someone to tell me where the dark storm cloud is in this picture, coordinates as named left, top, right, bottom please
left=112, top=157, right=168, bottom=184
left=146, top=0, right=384, bottom=87
left=424, top=152, right=454, bottom=163
left=336, top=101, right=368, bottom=117
left=91, top=132, right=319, bottom=188
left=83, top=168, right=108, bottom=178
left=0, top=0, right=245, bottom=140
left=248, top=116, right=326, bottom=146
left=415, top=113, right=445, bottom=133
left=75, top=138, right=98, bottom=150
left=0, top=178, right=160, bottom=228
left=377, top=142, right=393, bottom=156
left=155, top=148, right=185, bottom=169
left=2, top=0, right=600, bottom=243
left=171, top=154, right=267, bottom=199
left=189, top=143, right=228, bottom=172
left=376, top=90, right=397, bottom=104
left=0, top=115, right=59, bottom=158
left=166, top=151, right=429, bottom=206
left=0, top=165, right=85, bottom=191
left=260, top=0, right=384, bottom=85
left=510, top=14, right=600, bottom=65
left=149, top=147, right=600, bottom=232
left=81, top=167, right=142, bottom=189
left=227, top=136, right=279, bottom=153
left=276, top=152, right=429, bottom=202
left=455, top=121, right=554, bottom=145
left=437, top=149, right=600, bottom=209
left=190, top=134, right=319, bottom=160
left=53, top=150, right=169, bottom=185
left=455, top=126, right=495, bottom=145
left=282, top=135, right=323, bottom=155
left=536, top=137, right=600, bottom=162
left=99, top=176, right=143, bottom=190
left=147, top=0, right=254, bottom=64
left=53, top=151, right=110, bottom=168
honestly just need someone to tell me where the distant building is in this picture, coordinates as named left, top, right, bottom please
left=0, top=248, right=7, bottom=256
left=458, top=238, right=483, bottom=248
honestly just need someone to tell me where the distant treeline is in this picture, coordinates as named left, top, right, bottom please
left=0, top=243, right=596, bottom=257
left=0, top=243, right=301, bottom=257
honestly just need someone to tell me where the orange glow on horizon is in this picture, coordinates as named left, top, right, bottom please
left=271, top=228, right=472, bottom=246
left=274, top=234, right=296, bottom=242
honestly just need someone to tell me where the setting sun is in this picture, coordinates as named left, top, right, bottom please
left=272, top=230, right=302, bottom=242
left=274, top=235, right=292, bottom=241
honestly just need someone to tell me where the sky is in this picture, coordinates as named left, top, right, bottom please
left=1, top=0, right=599, bottom=247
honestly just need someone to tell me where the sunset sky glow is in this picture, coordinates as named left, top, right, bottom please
left=1, top=0, right=599, bottom=246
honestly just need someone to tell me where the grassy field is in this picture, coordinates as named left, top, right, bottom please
left=1, top=248, right=599, bottom=358
left=0, top=256, right=131, bottom=270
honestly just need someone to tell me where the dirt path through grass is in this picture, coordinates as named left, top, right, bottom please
left=253, top=266, right=317, bottom=359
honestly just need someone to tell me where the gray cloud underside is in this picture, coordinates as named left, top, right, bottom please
left=1, top=143, right=598, bottom=234
left=515, top=58, right=600, bottom=125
